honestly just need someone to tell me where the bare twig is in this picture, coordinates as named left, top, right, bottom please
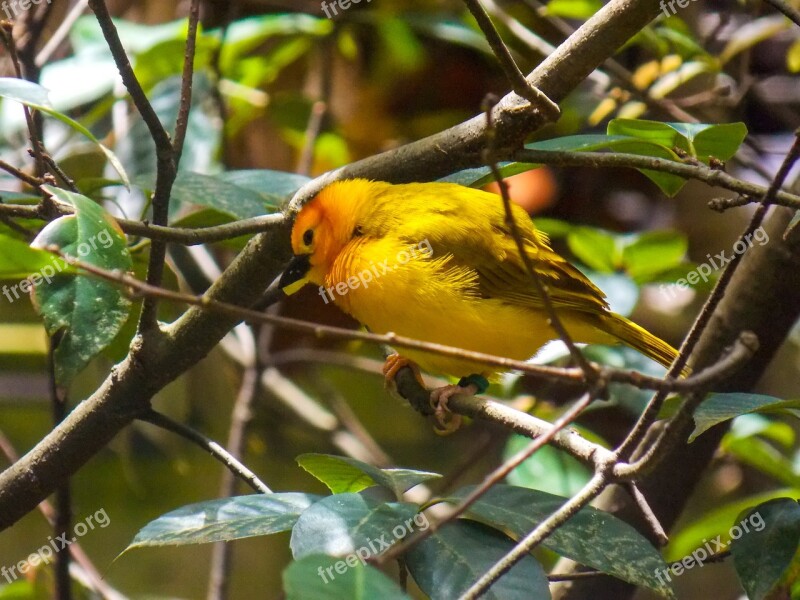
left=87, top=0, right=178, bottom=331
left=485, top=97, right=595, bottom=377
left=138, top=409, right=271, bottom=494
left=513, top=148, right=800, bottom=210
left=762, top=0, right=800, bottom=28
left=375, top=385, right=603, bottom=566
left=463, top=0, right=560, bottom=119
left=461, top=471, right=609, bottom=598
left=173, top=0, right=201, bottom=166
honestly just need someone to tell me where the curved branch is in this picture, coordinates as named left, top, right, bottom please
left=0, top=0, right=667, bottom=531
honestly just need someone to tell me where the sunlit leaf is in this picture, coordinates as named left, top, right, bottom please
left=297, top=454, right=440, bottom=497
left=0, top=78, right=129, bottom=187
left=126, top=493, right=321, bottom=549
left=290, top=493, right=423, bottom=559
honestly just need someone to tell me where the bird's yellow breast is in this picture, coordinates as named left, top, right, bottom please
left=322, top=235, right=612, bottom=378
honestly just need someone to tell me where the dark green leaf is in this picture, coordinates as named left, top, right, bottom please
left=126, top=492, right=321, bottom=550
left=448, top=485, right=674, bottom=597
left=691, top=393, right=800, bottom=442
left=135, top=171, right=281, bottom=220
left=297, top=454, right=440, bottom=497
left=732, top=499, right=800, bottom=600
left=284, top=555, right=410, bottom=599
left=290, top=493, right=423, bottom=560
left=405, top=520, right=550, bottom=600
left=667, top=489, right=800, bottom=561
left=30, top=187, right=132, bottom=385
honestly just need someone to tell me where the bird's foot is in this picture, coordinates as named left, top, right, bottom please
left=429, top=375, right=489, bottom=435
left=382, top=354, right=425, bottom=390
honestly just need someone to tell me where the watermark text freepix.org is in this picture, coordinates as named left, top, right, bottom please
left=659, top=226, right=769, bottom=299
left=654, top=511, right=764, bottom=585
left=1, top=228, right=116, bottom=304
left=660, top=0, right=698, bottom=18
left=318, top=238, right=433, bottom=304
left=317, top=512, right=429, bottom=583
left=1, top=508, right=110, bottom=584
left=321, top=0, right=372, bottom=19
left=1, top=0, right=51, bottom=20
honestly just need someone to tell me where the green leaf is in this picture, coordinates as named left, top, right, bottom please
left=504, top=435, right=592, bottom=497
left=691, top=393, right=800, bottom=442
left=284, top=555, right=410, bottom=599
left=545, top=0, right=602, bottom=19
left=297, top=454, right=440, bottom=497
left=218, top=169, right=310, bottom=203
left=405, top=520, right=550, bottom=600
left=0, top=234, right=72, bottom=280
left=567, top=227, right=618, bottom=272
left=731, top=498, right=800, bottom=600
left=30, top=186, right=132, bottom=385
left=126, top=492, right=321, bottom=550
left=687, top=123, right=747, bottom=161
left=621, top=231, right=687, bottom=283
left=0, top=78, right=129, bottom=187
left=290, top=493, right=423, bottom=559
left=608, top=119, right=691, bottom=153
left=448, top=485, right=674, bottom=597
left=667, top=489, right=800, bottom=561
left=135, top=171, right=283, bottom=220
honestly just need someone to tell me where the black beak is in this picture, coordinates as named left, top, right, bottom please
left=279, top=254, right=312, bottom=295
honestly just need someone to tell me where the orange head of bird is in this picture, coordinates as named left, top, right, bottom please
left=279, top=180, right=370, bottom=295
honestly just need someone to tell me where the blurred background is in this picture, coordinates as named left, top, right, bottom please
left=1, top=0, right=800, bottom=598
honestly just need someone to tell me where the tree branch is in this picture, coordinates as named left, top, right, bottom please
left=0, top=0, right=668, bottom=532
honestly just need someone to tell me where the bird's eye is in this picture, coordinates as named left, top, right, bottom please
left=303, top=229, right=314, bottom=246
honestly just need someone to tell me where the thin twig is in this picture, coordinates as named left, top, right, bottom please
left=462, top=0, right=560, bottom=119
left=513, top=148, right=800, bottom=210
left=0, top=201, right=286, bottom=244
left=763, top=0, right=800, bottom=28
left=47, top=337, right=72, bottom=600
left=138, top=409, right=272, bottom=494
left=485, top=96, right=596, bottom=377
left=87, top=0, right=177, bottom=332
left=0, top=23, right=46, bottom=178
left=173, top=0, right=201, bottom=166
left=625, top=482, right=668, bottom=545
left=0, top=158, right=42, bottom=187
left=44, top=248, right=752, bottom=397
left=208, top=361, right=260, bottom=600
left=375, top=385, right=603, bottom=566
left=0, top=431, right=127, bottom=600
left=461, top=471, right=609, bottom=598
left=615, top=131, right=800, bottom=461
left=36, top=0, right=91, bottom=66
left=614, top=332, right=759, bottom=479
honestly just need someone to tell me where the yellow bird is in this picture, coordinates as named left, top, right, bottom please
left=280, top=179, right=681, bottom=426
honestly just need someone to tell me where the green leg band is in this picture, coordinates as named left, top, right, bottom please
left=457, top=374, right=489, bottom=394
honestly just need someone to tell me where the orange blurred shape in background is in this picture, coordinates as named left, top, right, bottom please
left=483, top=167, right=557, bottom=214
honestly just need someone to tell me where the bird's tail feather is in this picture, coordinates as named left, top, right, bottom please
left=603, top=313, right=689, bottom=376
